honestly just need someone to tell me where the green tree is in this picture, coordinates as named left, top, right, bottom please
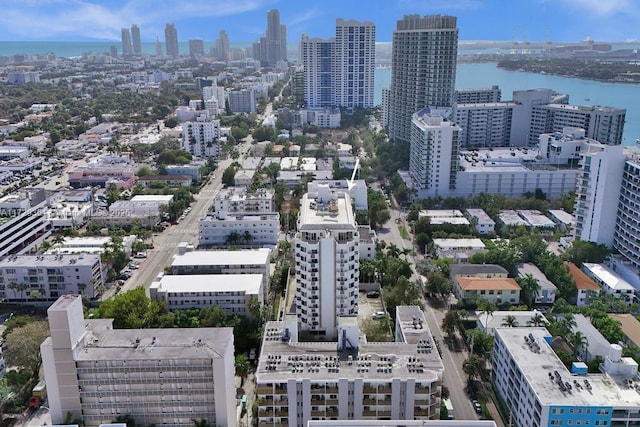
left=563, top=240, right=611, bottom=267
left=235, top=354, right=250, bottom=385
left=527, top=312, right=547, bottom=327
left=517, top=273, right=541, bottom=309
left=501, top=315, right=519, bottom=327
left=91, top=288, right=167, bottom=329
left=221, top=165, right=236, bottom=186
left=477, top=299, right=497, bottom=329
left=463, top=354, right=487, bottom=390
left=4, top=321, right=50, bottom=381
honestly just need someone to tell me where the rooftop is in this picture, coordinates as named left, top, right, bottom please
left=130, top=194, right=174, bottom=203
left=565, top=262, right=600, bottom=291
left=548, top=209, right=575, bottom=226
left=450, top=263, right=508, bottom=276
left=171, top=249, right=270, bottom=267
left=256, top=307, right=443, bottom=383
left=516, top=263, right=557, bottom=291
left=496, top=327, right=640, bottom=407
left=517, top=210, right=556, bottom=228
left=609, top=314, right=640, bottom=347
left=0, top=253, right=100, bottom=267
left=478, top=310, right=544, bottom=331
left=298, top=192, right=355, bottom=231
left=433, top=238, right=485, bottom=249
left=583, top=263, right=635, bottom=292
left=465, top=208, right=495, bottom=225
left=456, top=277, right=521, bottom=291
left=152, top=274, right=263, bottom=295
left=498, top=210, right=529, bottom=226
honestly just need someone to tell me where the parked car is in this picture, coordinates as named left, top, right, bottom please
left=366, top=291, right=380, bottom=298
left=372, top=311, right=386, bottom=319
left=472, top=400, right=482, bottom=414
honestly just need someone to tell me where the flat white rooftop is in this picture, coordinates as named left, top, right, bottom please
left=298, top=193, right=355, bottom=230
left=518, top=210, right=556, bottom=228
left=130, top=194, right=174, bottom=203
left=499, top=210, right=528, bottom=226
left=583, top=263, right=635, bottom=292
left=496, top=327, right=640, bottom=407
left=548, top=209, right=575, bottom=226
left=171, top=249, right=270, bottom=267
left=466, top=208, right=495, bottom=225
left=433, top=238, right=485, bottom=249
left=153, top=274, right=263, bottom=294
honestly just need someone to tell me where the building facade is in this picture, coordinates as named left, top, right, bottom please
left=164, top=23, right=179, bottom=57
left=454, top=86, right=501, bottom=104
left=387, top=14, right=458, bottom=143
left=41, top=295, right=236, bottom=427
left=409, top=108, right=460, bottom=197
left=613, top=158, right=640, bottom=269
left=255, top=307, right=444, bottom=427
left=130, top=24, right=141, bottom=54
left=0, top=190, right=51, bottom=258
left=453, top=102, right=515, bottom=148
left=0, top=254, right=105, bottom=301
left=182, top=115, right=221, bottom=158
left=294, top=187, right=359, bottom=336
left=198, top=213, right=280, bottom=247
left=333, top=19, right=375, bottom=108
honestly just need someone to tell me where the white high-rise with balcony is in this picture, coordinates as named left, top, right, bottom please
left=294, top=185, right=359, bottom=336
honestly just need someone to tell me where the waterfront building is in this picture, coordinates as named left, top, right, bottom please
left=130, top=24, right=141, bottom=54
left=215, top=30, right=230, bottom=60
left=120, top=28, right=133, bottom=56
left=387, top=14, right=458, bottom=143
left=454, top=86, right=501, bottom=104
left=189, top=39, right=205, bottom=57
left=453, top=102, right=515, bottom=148
left=41, top=295, right=236, bottom=427
left=333, top=19, right=375, bottom=108
left=300, top=36, right=335, bottom=108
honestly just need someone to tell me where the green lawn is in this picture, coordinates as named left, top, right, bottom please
left=398, top=226, right=410, bottom=240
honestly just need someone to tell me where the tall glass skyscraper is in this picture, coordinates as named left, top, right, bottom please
left=131, top=24, right=142, bottom=54
left=387, top=15, right=458, bottom=144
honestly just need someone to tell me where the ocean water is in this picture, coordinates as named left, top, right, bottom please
left=375, top=63, right=640, bottom=146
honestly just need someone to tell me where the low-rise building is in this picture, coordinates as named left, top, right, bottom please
left=493, top=327, right=640, bottom=427
left=449, top=264, right=509, bottom=281
left=608, top=313, right=640, bottom=349
left=572, top=314, right=613, bottom=362
left=565, top=262, right=601, bottom=306
left=433, top=238, right=486, bottom=263
left=548, top=209, right=575, bottom=232
left=582, top=263, right=635, bottom=303
left=165, top=161, right=206, bottom=184
left=99, top=195, right=173, bottom=227
left=0, top=190, right=51, bottom=258
left=67, top=166, right=136, bottom=189
left=213, top=187, right=275, bottom=214
left=41, top=295, right=237, bottom=427
left=477, top=310, right=545, bottom=336
left=516, top=263, right=557, bottom=305
left=453, top=276, right=520, bottom=304
left=149, top=273, right=263, bottom=314
left=234, top=169, right=256, bottom=187
left=198, top=212, right=280, bottom=248
left=465, top=208, right=495, bottom=234
left=0, top=253, right=106, bottom=301
left=136, top=175, right=191, bottom=188
left=44, top=235, right=136, bottom=257
left=418, top=210, right=470, bottom=226
left=255, top=306, right=444, bottom=426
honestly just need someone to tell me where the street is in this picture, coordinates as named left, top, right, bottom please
left=377, top=203, right=499, bottom=423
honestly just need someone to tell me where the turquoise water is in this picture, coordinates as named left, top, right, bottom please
left=375, top=63, right=640, bottom=145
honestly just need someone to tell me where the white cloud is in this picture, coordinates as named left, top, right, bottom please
left=0, top=0, right=275, bottom=40
left=288, top=8, right=322, bottom=26
left=553, top=0, right=634, bottom=16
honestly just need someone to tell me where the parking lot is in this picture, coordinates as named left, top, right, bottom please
left=357, top=290, right=386, bottom=324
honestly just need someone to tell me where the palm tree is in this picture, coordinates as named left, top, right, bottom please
left=572, top=331, right=588, bottom=360
left=242, top=230, right=254, bottom=246
left=463, top=354, right=486, bottom=391
left=8, top=282, right=27, bottom=301
left=477, top=299, right=497, bottom=330
left=501, top=315, right=519, bottom=327
left=517, top=273, right=541, bottom=309
left=52, top=235, right=66, bottom=253
left=527, top=312, right=547, bottom=327
left=39, top=240, right=52, bottom=254
left=225, top=231, right=241, bottom=247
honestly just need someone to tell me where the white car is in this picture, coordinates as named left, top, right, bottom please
left=372, top=311, right=387, bottom=319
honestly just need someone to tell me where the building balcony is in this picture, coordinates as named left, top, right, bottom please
left=414, top=408, right=431, bottom=416
left=362, top=410, right=377, bottom=417
left=256, top=386, right=273, bottom=394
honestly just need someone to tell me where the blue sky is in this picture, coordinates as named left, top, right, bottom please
left=0, top=0, right=638, bottom=43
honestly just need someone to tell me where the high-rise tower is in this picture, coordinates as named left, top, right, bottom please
left=387, top=15, right=458, bottom=144
left=164, top=23, right=179, bottom=57
left=333, top=18, right=375, bottom=108
left=215, top=30, right=230, bottom=60
left=130, top=24, right=141, bottom=54
left=266, top=9, right=286, bottom=66
left=121, top=28, right=133, bottom=56
left=300, top=35, right=335, bottom=108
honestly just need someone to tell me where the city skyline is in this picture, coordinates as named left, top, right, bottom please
left=0, top=0, right=638, bottom=44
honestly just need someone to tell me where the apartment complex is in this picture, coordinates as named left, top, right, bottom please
left=0, top=253, right=105, bottom=301
left=493, top=327, right=640, bottom=427
left=0, top=190, right=51, bottom=258
left=301, top=19, right=375, bottom=109
left=41, top=295, right=236, bottom=427
left=453, top=102, right=515, bottom=147
left=255, top=306, right=444, bottom=427
left=294, top=186, right=359, bottom=336
left=164, top=23, right=179, bottom=57
left=387, top=14, right=458, bottom=143
left=182, top=115, right=221, bottom=158
left=613, top=158, right=640, bottom=268
left=454, top=86, right=501, bottom=104
left=213, top=187, right=275, bottom=213
left=253, top=9, right=287, bottom=66
left=408, top=107, right=460, bottom=197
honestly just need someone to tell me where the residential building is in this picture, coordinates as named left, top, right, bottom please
left=418, top=210, right=470, bottom=226
left=67, top=166, right=137, bottom=189
left=189, top=39, right=204, bottom=57
left=165, top=161, right=206, bottom=184
left=299, top=108, right=341, bottom=128
left=308, top=422, right=496, bottom=427
left=198, top=213, right=280, bottom=247
left=453, top=102, right=515, bottom=148
left=7, top=71, right=40, bottom=85
left=387, top=14, right=458, bottom=143
left=266, top=10, right=286, bottom=66
left=307, top=179, right=368, bottom=211
left=454, top=86, right=501, bottom=104
left=409, top=107, right=461, bottom=198
left=0, top=190, right=51, bottom=258
left=228, top=89, right=256, bottom=114
left=136, top=174, right=191, bottom=188
left=530, top=104, right=625, bottom=146
left=234, top=169, right=256, bottom=187
left=165, top=23, right=179, bottom=57
left=212, top=187, right=275, bottom=214
left=44, top=235, right=137, bottom=257
left=294, top=186, right=359, bottom=336
left=493, top=327, right=640, bottom=427
left=333, top=19, right=376, bottom=108
left=41, top=295, right=236, bottom=427
left=215, top=30, right=230, bottom=60
left=149, top=274, right=263, bottom=314
left=182, top=115, right=221, bottom=158
left=300, top=35, right=334, bottom=108
left=255, top=306, right=444, bottom=426
left=465, top=208, right=495, bottom=234
left=582, top=263, right=635, bottom=303
left=509, top=88, right=565, bottom=147
left=613, top=157, right=640, bottom=269
left=130, top=24, right=141, bottom=54
left=0, top=253, right=105, bottom=301
left=432, top=238, right=485, bottom=262
left=609, top=313, right=640, bottom=348
left=477, top=310, right=544, bottom=336
left=449, top=263, right=509, bottom=281
left=121, top=28, right=133, bottom=56
left=572, top=314, right=612, bottom=362
left=565, top=262, right=601, bottom=306
left=548, top=209, right=575, bottom=233
left=453, top=276, right=520, bottom=304
left=516, top=263, right=557, bottom=305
